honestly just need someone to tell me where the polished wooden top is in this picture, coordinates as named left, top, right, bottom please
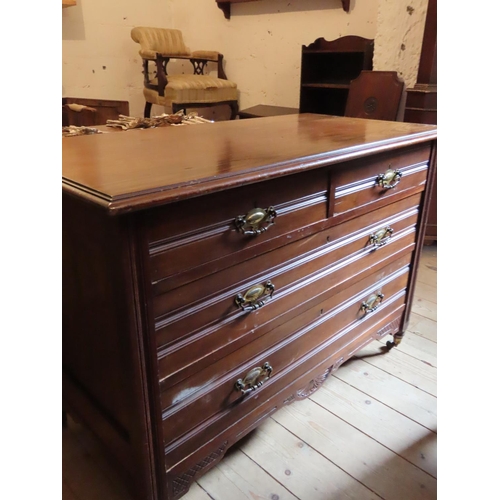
left=62, top=114, right=436, bottom=214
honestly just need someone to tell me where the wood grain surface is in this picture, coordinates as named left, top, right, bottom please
left=62, top=114, right=436, bottom=212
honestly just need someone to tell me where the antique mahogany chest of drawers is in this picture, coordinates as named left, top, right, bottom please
left=62, top=114, right=437, bottom=500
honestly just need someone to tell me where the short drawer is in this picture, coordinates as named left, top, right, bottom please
left=145, top=169, right=328, bottom=292
left=160, top=260, right=410, bottom=445
left=329, top=144, right=431, bottom=220
left=155, top=193, right=421, bottom=386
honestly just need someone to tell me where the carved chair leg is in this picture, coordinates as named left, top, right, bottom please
left=386, top=332, right=404, bottom=350
left=172, top=103, right=185, bottom=115
left=144, top=101, right=152, bottom=118
left=229, top=101, right=239, bottom=120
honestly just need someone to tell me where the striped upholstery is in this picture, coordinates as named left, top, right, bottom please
left=131, top=27, right=190, bottom=59
left=131, top=27, right=238, bottom=116
left=145, top=75, right=237, bottom=105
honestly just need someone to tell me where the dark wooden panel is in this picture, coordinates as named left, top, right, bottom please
left=345, top=71, right=404, bottom=122
left=62, top=193, right=160, bottom=500
left=403, top=0, right=437, bottom=244
left=215, top=1, right=351, bottom=21
left=404, top=107, right=437, bottom=126
left=63, top=195, right=135, bottom=434
left=415, top=0, right=437, bottom=86
left=63, top=97, right=129, bottom=126
left=405, top=89, right=437, bottom=110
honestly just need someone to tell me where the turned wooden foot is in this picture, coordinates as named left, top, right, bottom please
left=144, top=101, right=152, bottom=118
left=386, top=332, right=404, bottom=350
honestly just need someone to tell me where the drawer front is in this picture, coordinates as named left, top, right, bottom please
left=160, top=260, right=410, bottom=445
left=155, top=193, right=421, bottom=385
left=330, top=144, right=431, bottom=220
left=146, top=169, right=327, bottom=292
left=164, top=305, right=405, bottom=473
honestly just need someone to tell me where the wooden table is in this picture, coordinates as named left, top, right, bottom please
left=238, top=104, right=300, bottom=119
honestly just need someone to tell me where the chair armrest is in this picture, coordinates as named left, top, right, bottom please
left=191, top=50, right=220, bottom=62
left=189, top=52, right=228, bottom=80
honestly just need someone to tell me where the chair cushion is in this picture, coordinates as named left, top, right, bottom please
left=145, top=75, right=238, bottom=105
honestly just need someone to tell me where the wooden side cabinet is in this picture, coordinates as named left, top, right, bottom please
left=404, top=0, right=437, bottom=244
left=299, top=36, right=374, bottom=117
left=62, top=97, right=130, bottom=127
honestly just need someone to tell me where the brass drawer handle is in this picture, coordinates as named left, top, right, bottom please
left=369, top=226, right=394, bottom=248
left=235, top=362, right=273, bottom=396
left=361, top=292, right=384, bottom=314
left=235, top=281, right=275, bottom=311
left=234, top=206, right=277, bottom=235
left=375, top=168, right=402, bottom=189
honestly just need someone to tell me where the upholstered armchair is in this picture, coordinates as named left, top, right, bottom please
left=131, top=27, right=239, bottom=119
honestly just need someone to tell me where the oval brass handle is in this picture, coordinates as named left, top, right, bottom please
left=375, top=168, right=402, bottom=189
left=361, top=292, right=384, bottom=314
left=369, top=226, right=394, bottom=248
left=235, top=281, right=275, bottom=311
left=234, top=206, right=277, bottom=235
left=235, top=362, right=273, bottom=396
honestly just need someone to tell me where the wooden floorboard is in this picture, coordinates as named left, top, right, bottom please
left=272, top=399, right=436, bottom=500
left=239, top=418, right=382, bottom=500
left=310, top=377, right=437, bottom=478
left=63, top=244, right=437, bottom=500
left=355, top=340, right=437, bottom=396
left=197, top=448, right=299, bottom=500
left=406, top=313, right=437, bottom=343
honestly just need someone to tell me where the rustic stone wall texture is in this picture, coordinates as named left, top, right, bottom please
left=62, top=0, right=431, bottom=118
left=373, top=0, right=429, bottom=88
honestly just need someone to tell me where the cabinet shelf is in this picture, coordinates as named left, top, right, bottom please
left=216, top=0, right=350, bottom=19
left=299, top=36, right=374, bottom=116
left=302, top=82, right=351, bottom=89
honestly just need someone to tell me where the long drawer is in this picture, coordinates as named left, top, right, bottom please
left=155, top=193, right=421, bottom=386
left=145, top=169, right=328, bottom=293
left=160, top=258, right=410, bottom=445
left=163, top=297, right=407, bottom=471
